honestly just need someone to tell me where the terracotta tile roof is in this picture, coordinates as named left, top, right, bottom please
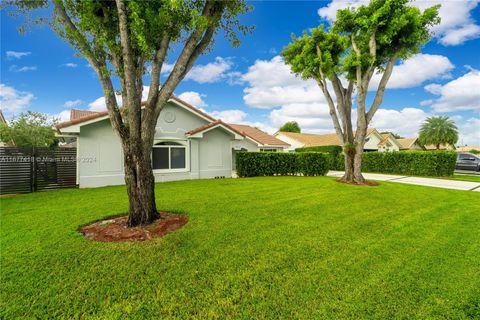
left=276, top=131, right=341, bottom=147
left=397, top=137, right=419, bottom=149
left=186, top=120, right=245, bottom=137
left=70, top=109, right=101, bottom=121
left=278, top=128, right=377, bottom=147
left=56, top=96, right=215, bottom=129
left=56, top=111, right=108, bottom=129
left=229, top=124, right=289, bottom=146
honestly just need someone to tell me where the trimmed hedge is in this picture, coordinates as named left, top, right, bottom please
left=296, top=145, right=342, bottom=156
left=328, top=151, right=456, bottom=176
left=236, top=152, right=329, bottom=177
left=297, top=145, right=344, bottom=171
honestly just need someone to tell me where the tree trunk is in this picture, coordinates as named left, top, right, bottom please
left=341, top=148, right=355, bottom=182
left=353, top=144, right=366, bottom=184
left=339, top=145, right=366, bottom=184
left=123, top=145, right=159, bottom=227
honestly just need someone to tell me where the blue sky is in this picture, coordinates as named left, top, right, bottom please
left=1, top=1, right=479, bottom=145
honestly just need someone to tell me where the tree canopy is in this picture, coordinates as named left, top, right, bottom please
left=6, top=0, right=253, bottom=226
left=282, top=0, right=440, bottom=184
left=279, top=121, right=301, bottom=133
left=0, top=111, right=58, bottom=147
left=418, top=116, right=458, bottom=149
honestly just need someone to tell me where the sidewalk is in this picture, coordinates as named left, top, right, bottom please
left=327, top=171, right=480, bottom=192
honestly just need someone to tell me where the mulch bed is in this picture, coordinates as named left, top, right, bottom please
left=81, top=213, right=188, bottom=242
left=336, top=178, right=379, bottom=186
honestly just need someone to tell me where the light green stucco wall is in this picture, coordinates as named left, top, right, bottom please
left=77, top=101, right=236, bottom=188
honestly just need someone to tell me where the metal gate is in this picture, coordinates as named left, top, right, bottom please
left=0, top=147, right=77, bottom=195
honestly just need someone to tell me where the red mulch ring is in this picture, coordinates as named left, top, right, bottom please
left=81, top=213, right=188, bottom=242
left=336, top=178, right=379, bottom=186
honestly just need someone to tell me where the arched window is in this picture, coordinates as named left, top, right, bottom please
left=152, top=141, right=187, bottom=171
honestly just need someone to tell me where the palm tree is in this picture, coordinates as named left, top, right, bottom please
left=418, top=116, right=458, bottom=150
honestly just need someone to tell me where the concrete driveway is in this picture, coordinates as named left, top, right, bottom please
left=327, top=171, right=480, bottom=192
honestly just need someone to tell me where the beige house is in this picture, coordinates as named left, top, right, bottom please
left=397, top=137, right=425, bottom=150
left=456, top=146, right=480, bottom=153
left=229, top=124, right=289, bottom=152
left=274, top=128, right=402, bottom=152
left=424, top=144, right=456, bottom=150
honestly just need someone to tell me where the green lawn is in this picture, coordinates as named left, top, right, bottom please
left=449, top=174, right=480, bottom=183
left=1, top=177, right=480, bottom=319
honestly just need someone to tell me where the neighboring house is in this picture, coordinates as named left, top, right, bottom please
left=397, top=137, right=425, bottom=150
left=229, top=124, right=290, bottom=170
left=275, top=128, right=401, bottom=152
left=229, top=124, right=289, bottom=152
left=55, top=97, right=286, bottom=188
left=424, top=144, right=456, bottom=150
left=455, top=146, right=480, bottom=153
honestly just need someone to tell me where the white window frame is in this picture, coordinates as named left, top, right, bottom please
left=152, top=140, right=189, bottom=173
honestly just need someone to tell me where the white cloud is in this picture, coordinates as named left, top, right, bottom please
left=425, top=69, right=480, bottom=112
left=210, top=109, right=247, bottom=123
left=318, top=0, right=480, bottom=46
left=0, top=84, right=35, bottom=114
left=160, top=57, right=234, bottom=84
left=420, top=99, right=433, bottom=106
left=6, top=51, right=31, bottom=59
left=177, top=91, right=207, bottom=107
left=242, top=56, right=325, bottom=109
left=159, top=63, right=174, bottom=75
left=424, top=83, right=443, bottom=95
left=458, top=117, right=480, bottom=146
left=63, top=99, right=83, bottom=108
left=439, top=23, right=480, bottom=45
left=185, top=57, right=233, bottom=83
left=370, top=107, right=430, bottom=138
left=369, top=54, right=454, bottom=90
left=241, top=56, right=347, bottom=133
left=9, top=65, right=37, bottom=72
left=55, top=110, right=72, bottom=123
left=87, top=86, right=150, bottom=111
left=61, top=63, right=78, bottom=68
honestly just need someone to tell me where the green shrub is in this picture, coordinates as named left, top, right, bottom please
left=330, top=151, right=456, bottom=176
left=297, top=152, right=330, bottom=176
left=236, top=152, right=329, bottom=177
left=236, top=152, right=297, bottom=177
left=296, top=145, right=342, bottom=156
left=297, top=145, right=344, bottom=171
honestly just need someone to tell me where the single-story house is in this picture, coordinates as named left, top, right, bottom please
left=397, top=137, right=425, bottom=150
left=229, top=124, right=290, bottom=152
left=274, top=128, right=402, bottom=152
left=56, top=97, right=288, bottom=188
left=456, top=146, right=480, bottom=153
left=424, top=143, right=456, bottom=150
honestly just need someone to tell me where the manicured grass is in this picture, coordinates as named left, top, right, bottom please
left=1, top=177, right=480, bottom=319
left=449, top=174, right=480, bottom=183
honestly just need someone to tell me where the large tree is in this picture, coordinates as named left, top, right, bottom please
left=0, top=111, right=57, bottom=147
left=282, top=0, right=439, bottom=184
left=418, top=116, right=458, bottom=149
left=9, top=0, right=251, bottom=226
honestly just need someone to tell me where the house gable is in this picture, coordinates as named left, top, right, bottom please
left=56, top=96, right=215, bottom=135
